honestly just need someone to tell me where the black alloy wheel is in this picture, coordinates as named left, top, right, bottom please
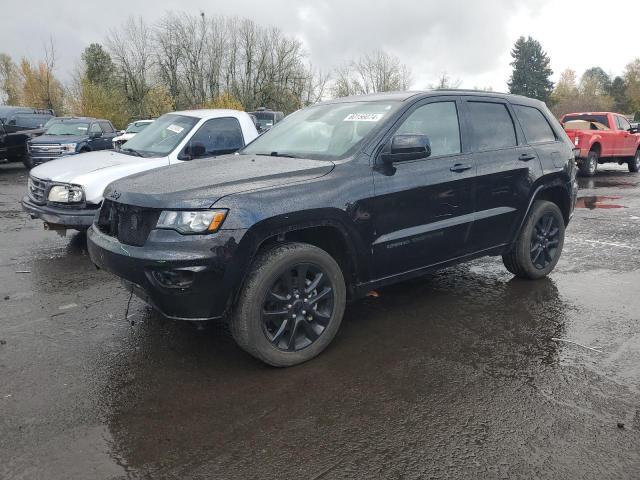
left=530, top=213, right=561, bottom=270
left=262, top=263, right=334, bottom=351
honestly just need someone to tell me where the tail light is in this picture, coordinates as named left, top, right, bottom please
left=573, top=134, right=581, bottom=146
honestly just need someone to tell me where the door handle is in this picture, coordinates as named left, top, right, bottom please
left=450, top=163, right=472, bottom=173
left=518, top=153, right=536, bottom=161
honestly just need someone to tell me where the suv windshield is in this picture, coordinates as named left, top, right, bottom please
left=242, top=101, right=399, bottom=160
left=126, top=121, right=152, bottom=134
left=45, top=121, right=90, bottom=135
left=120, top=114, right=199, bottom=157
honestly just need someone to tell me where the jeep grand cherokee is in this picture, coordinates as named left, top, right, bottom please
left=88, top=91, right=578, bottom=367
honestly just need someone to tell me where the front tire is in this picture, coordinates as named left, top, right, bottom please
left=502, top=200, right=565, bottom=280
left=628, top=149, right=640, bottom=173
left=579, top=150, right=598, bottom=177
left=230, top=242, right=346, bottom=367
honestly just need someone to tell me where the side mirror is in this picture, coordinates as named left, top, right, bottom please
left=382, top=134, right=432, bottom=163
left=629, top=127, right=639, bottom=134
left=91, top=131, right=102, bottom=138
left=180, top=142, right=207, bottom=160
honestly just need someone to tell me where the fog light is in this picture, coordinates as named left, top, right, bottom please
left=152, top=270, right=195, bottom=289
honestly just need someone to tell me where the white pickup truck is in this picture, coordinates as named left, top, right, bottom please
left=22, top=109, right=259, bottom=233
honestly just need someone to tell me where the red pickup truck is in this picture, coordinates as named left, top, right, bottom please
left=560, top=112, right=640, bottom=176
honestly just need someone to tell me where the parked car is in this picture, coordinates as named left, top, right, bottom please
left=22, top=109, right=258, bottom=232
left=87, top=90, right=578, bottom=367
left=248, top=107, right=284, bottom=133
left=561, top=112, right=640, bottom=176
left=112, top=119, right=154, bottom=150
left=26, top=117, right=118, bottom=168
left=0, top=106, right=54, bottom=165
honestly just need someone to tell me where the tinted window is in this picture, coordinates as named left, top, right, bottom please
left=467, top=101, right=517, bottom=151
left=513, top=105, right=556, bottom=144
left=562, top=114, right=610, bottom=128
left=396, top=101, right=461, bottom=156
left=186, top=117, right=245, bottom=157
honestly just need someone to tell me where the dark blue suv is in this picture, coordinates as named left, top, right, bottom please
left=26, top=117, right=117, bottom=168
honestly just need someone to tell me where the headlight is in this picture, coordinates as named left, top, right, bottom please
left=60, top=143, right=78, bottom=153
left=156, top=210, right=227, bottom=234
left=48, top=184, right=84, bottom=203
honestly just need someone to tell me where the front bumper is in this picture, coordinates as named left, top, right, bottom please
left=21, top=196, right=98, bottom=229
left=87, top=225, right=248, bottom=320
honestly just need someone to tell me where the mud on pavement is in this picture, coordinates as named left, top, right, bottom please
left=1, top=162, right=639, bottom=479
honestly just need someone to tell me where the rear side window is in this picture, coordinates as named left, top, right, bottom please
left=513, top=105, right=556, bottom=144
left=466, top=102, right=517, bottom=151
left=395, top=101, right=461, bottom=157
left=187, top=117, right=245, bottom=157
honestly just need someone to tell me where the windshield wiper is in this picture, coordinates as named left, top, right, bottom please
left=121, top=148, right=143, bottom=157
left=253, top=152, right=299, bottom=158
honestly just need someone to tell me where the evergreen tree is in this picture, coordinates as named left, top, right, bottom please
left=507, top=36, right=554, bottom=102
left=81, top=43, right=115, bottom=87
left=610, top=76, right=630, bottom=113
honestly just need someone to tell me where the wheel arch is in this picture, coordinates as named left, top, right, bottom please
left=589, top=141, right=601, bottom=155
left=226, top=210, right=369, bottom=314
left=508, top=178, right=572, bottom=248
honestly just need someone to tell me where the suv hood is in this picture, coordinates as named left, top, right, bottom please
left=30, top=150, right=170, bottom=204
left=107, top=154, right=335, bottom=209
left=29, top=134, right=89, bottom=144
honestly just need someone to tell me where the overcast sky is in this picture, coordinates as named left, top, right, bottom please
left=0, top=0, right=636, bottom=91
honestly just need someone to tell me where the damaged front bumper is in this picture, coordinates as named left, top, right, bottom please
left=21, top=196, right=98, bottom=230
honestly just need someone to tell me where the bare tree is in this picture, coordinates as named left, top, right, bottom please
left=429, top=72, right=462, bottom=89
left=331, top=50, right=412, bottom=98
left=107, top=17, right=154, bottom=116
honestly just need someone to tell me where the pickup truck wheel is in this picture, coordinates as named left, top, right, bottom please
left=230, top=242, right=346, bottom=367
left=22, top=156, right=33, bottom=170
left=502, top=200, right=565, bottom=280
left=579, top=150, right=598, bottom=177
left=629, top=150, right=640, bottom=173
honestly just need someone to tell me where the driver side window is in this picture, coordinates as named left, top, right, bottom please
left=617, top=116, right=631, bottom=131
left=395, top=102, right=461, bottom=157
left=90, top=123, right=103, bottom=134
left=186, top=117, right=245, bottom=158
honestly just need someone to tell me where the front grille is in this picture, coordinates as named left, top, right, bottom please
left=30, top=144, right=63, bottom=157
left=28, top=176, right=49, bottom=204
left=97, top=199, right=161, bottom=247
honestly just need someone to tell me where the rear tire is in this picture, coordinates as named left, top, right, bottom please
left=230, top=242, right=346, bottom=367
left=502, top=200, right=565, bottom=280
left=579, top=150, right=598, bottom=177
left=629, top=149, right=640, bottom=173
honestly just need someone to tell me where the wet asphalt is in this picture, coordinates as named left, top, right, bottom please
left=1, top=162, right=639, bottom=479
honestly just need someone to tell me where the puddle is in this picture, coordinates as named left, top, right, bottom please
left=575, top=196, right=625, bottom=210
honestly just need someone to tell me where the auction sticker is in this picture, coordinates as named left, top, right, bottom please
left=344, top=113, right=385, bottom=122
left=167, top=124, right=184, bottom=133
